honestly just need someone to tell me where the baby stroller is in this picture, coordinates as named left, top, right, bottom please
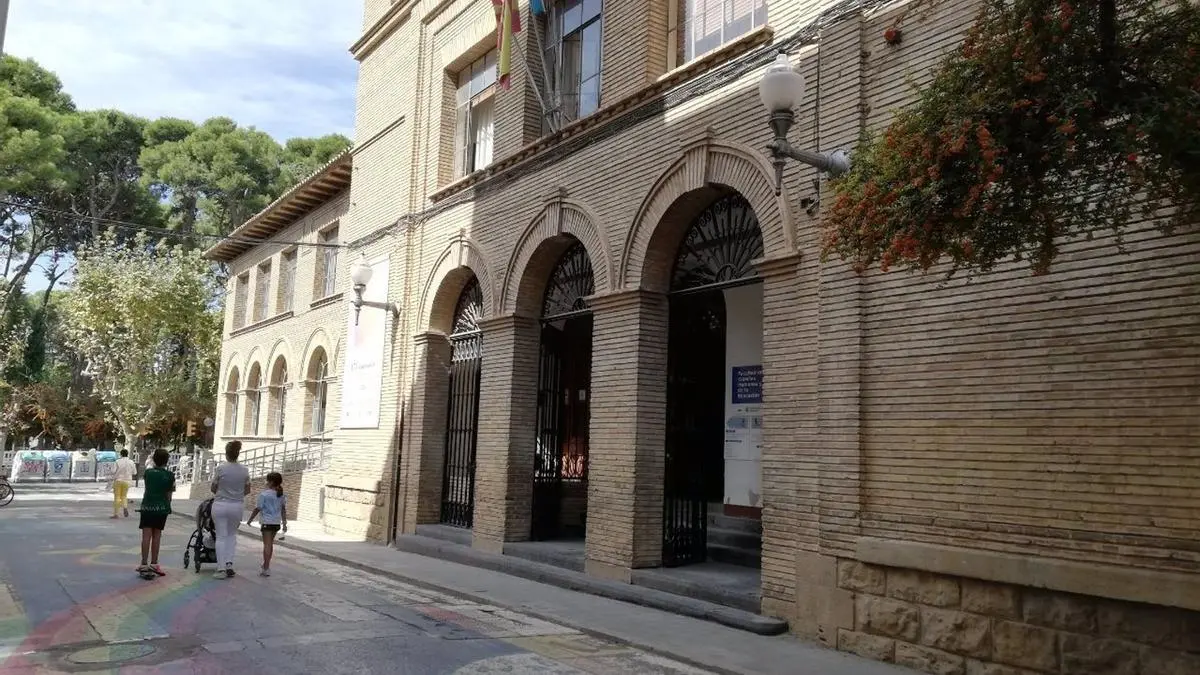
left=183, top=498, right=218, bottom=572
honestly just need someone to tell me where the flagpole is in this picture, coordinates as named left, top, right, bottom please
left=514, top=27, right=558, bottom=133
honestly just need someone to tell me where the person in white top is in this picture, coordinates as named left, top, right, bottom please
left=210, top=440, right=250, bottom=579
left=110, top=449, right=137, bottom=519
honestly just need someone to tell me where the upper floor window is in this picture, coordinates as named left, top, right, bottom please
left=685, top=0, right=767, bottom=62
left=233, top=272, right=250, bottom=329
left=254, top=260, right=272, bottom=322
left=279, top=249, right=297, bottom=312
left=318, top=227, right=339, bottom=299
left=455, top=51, right=497, bottom=177
left=543, top=0, right=603, bottom=129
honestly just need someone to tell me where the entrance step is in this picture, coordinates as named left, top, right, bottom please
left=415, top=523, right=472, bottom=547
left=706, top=526, right=761, bottom=551
left=503, top=540, right=586, bottom=573
left=708, top=543, right=762, bottom=568
left=630, top=562, right=761, bottom=614
left=708, top=512, right=762, bottom=535
left=392, top=533, right=788, bottom=635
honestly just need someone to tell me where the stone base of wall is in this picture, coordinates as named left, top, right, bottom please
left=322, top=479, right=388, bottom=541
left=834, top=561, right=1200, bottom=675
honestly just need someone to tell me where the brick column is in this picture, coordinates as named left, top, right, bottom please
left=584, top=289, right=669, bottom=581
left=399, top=332, right=451, bottom=534
left=789, top=11, right=866, bottom=647
left=471, top=314, right=540, bottom=553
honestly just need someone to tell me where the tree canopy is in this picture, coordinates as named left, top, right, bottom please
left=0, top=53, right=351, bottom=447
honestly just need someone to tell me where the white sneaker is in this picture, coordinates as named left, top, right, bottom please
left=213, top=569, right=227, bottom=579
left=259, top=567, right=270, bottom=577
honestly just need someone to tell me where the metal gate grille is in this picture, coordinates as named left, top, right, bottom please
left=440, top=279, right=483, bottom=529
left=663, top=194, right=763, bottom=566
left=531, top=241, right=595, bottom=541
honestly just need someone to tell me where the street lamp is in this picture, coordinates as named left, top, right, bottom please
left=349, top=253, right=399, bottom=326
left=759, top=51, right=852, bottom=195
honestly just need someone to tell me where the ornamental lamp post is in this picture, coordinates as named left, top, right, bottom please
left=349, top=253, right=399, bottom=326
left=759, top=51, right=852, bottom=195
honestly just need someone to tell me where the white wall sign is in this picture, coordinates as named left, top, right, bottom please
left=723, top=284, right=764, bottom=509
left=340, top=257, right=389, bottom=429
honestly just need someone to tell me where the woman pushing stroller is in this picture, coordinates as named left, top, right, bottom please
left=210, top=440, right=250, bottom=579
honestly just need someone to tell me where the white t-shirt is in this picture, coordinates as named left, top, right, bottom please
left=113, top=457, right=137, bottom=483
left=212, top=461, right=250, bottom=503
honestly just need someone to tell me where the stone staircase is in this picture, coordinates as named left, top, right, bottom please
left=706, top=506, right=762, bottom=568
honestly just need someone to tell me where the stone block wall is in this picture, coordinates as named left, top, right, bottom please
left=836, top=561, right=1200, bottom=675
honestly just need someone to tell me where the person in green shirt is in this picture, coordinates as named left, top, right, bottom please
left=137, top=449, right=175, bottom=577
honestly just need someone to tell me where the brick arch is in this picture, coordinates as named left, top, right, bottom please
left=501, top=198, right=612, bottom=316
left=300, top=329, right=334, bottom=381
left=266, top=338, right=293, bottom=375
left=620, top=136, right=797, bottom=291
left=224, top=359, right=241, bottom=391
left=417, top=234, right=498, bottom=335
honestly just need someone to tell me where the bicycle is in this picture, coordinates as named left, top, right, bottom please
left=0, top=477, right=12, bottom=507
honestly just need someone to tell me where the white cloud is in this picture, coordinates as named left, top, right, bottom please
left=6, top=0, right=362, bottom=141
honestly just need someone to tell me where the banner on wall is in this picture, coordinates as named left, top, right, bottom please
left=340, top=257, right=389, bottom=429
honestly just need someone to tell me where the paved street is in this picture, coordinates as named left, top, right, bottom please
left=0, top=492, right=713, bottom=674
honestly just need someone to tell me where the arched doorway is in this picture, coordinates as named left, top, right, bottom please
left=663, top=193, right=765, bottom=566
left=532, top=240, right=595, bottom=541
left=440, top=277, right=483, bottom=529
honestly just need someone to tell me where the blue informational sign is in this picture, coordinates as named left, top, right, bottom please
left=731, top=365, right=763, bottom=404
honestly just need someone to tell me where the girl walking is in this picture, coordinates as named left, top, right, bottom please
left=246, top=472, right=288, bottom=576
left=210, top=440, right=250, bottom=579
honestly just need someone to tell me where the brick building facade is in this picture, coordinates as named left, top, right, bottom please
left=208, top=1, right=1200, bottom=673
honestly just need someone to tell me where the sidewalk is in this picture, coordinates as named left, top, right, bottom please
left=238, top=521, right=915, bottom=675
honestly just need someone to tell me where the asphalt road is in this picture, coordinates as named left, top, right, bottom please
left=0, top=491, right=713, bottom=674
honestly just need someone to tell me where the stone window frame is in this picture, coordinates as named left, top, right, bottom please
left=315, top=225, right=340, bottom=300
left=539, top=0, right=605, bottom=132
left=253, top=259, right=272, bottom=323
left=278, top=248, right=297, bottom=313
left=453, top=49, right=499, bottom=178
left=680, top=0, right=768, bottom=64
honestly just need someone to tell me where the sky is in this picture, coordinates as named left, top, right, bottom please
left=6, top=0, right=363, bottom=290
left=6, top=0, right=362, bottom=142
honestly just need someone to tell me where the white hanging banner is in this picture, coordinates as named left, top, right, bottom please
left=340, top=257, right=389, bottom=429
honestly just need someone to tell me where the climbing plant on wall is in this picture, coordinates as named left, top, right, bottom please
left=822, top=0, right=1200, bottom=276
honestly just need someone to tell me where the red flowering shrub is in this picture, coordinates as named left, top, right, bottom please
left=823, top=0, right=1200, bottom=276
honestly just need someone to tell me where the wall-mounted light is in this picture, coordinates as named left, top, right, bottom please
left=759, top=51, right=852, bottom=195
left=349, top=254, right=399, bottom=326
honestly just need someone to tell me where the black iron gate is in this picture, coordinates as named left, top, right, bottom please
left=440, top=279, right=483, bottom=528
left=531, top=241, right=595, bottom=541
left=662, top=193, right=764, bottom=566
left=663, top=291, right=727, bottom=566
left=532, top=323, right=565, bottom=540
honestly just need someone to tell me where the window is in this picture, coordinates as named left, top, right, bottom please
left=254, top=261, right=272, bottom=322
left=319, top=228, right=339, bottom=298
left=233, top=273, right=250, bottom=329
left=454, top=51, right=497, bottom=177
left=245, top=365, right=263, bottom=436
left=685, top=0, right=767, bottom=61
left=543, top=0, right=603, bottom=129
left=279, top=250, right=297, bottom=312
left=270, top=358, right=288, bottom=437
left=309, top=351, right=329, bottom=434
left=224, top=369, right=240, bottom=436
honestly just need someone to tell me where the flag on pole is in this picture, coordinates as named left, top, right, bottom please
left=492, top=0, right=522, bottom=90
left=530, top=0, right=546, bottom=15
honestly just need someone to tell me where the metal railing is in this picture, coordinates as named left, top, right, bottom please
left=195, top=432, right=332, bottom=484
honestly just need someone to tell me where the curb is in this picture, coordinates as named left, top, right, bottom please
left=235, top=529, right=762, bottom=675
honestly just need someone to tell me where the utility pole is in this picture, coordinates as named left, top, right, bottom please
left=0, top=0, right=8, bottom=54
